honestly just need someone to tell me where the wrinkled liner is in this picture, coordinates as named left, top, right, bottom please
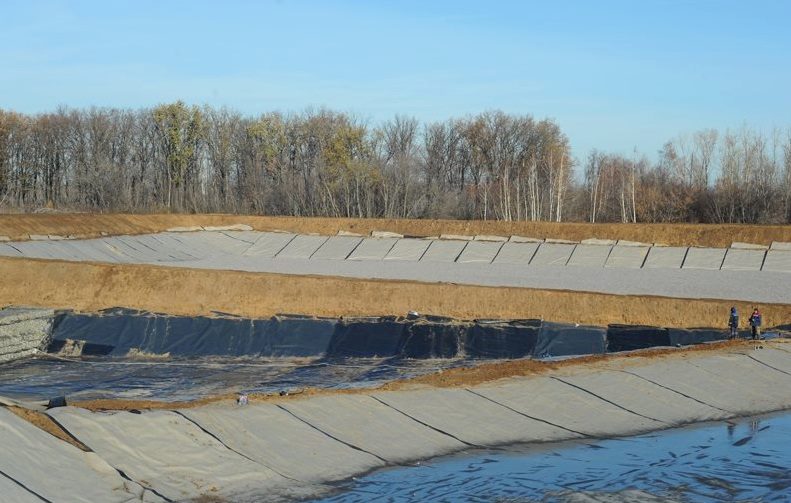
left=44, top=308, right=736, bottom=361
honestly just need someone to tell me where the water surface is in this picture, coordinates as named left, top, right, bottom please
left=0, top=356, right=468, bottom=401
left=312, top=411, right=791, bottom=502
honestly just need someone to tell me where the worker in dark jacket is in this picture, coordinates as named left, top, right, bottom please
left=749, top=308, right=762, bottom=340
left=728, top=307, right=739, bottom=339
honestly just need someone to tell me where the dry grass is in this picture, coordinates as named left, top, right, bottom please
left=1, top=213, right=790, bottom=247
left=2, top=256, right=788, bottom=329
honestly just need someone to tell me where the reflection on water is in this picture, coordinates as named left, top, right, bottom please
left=0, top=356, right=469, bottom=401
left=313, top=411, right=791, bottom=502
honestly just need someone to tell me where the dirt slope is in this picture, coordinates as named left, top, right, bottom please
left=1, top=213, right=790, bottom=247
left=1, top=256, right=789, bottom=328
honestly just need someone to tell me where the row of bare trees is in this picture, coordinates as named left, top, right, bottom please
left=582, top=128, right=791, bottom=223
left=1, top=103, right=790, bottom=223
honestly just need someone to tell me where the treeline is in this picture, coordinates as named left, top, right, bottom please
left=1, top=103, right=789, bottom=223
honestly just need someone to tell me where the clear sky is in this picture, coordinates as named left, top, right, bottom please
left=2, top=0, right=790, bottom=160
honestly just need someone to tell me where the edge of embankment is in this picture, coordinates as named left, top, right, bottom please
left=2, top=213, right=791, bottom=247
left=2, top=256, right=790, bottom=328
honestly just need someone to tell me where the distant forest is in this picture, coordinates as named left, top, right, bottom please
left=1, top=103, right=790, bottom=223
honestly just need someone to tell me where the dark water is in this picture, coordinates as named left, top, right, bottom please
left=0, top=356, right=469, bottom=401
left=312, top=411, right=791, bottom=502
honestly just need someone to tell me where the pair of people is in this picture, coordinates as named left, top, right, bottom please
left=729, top=307, right=762, bottom=340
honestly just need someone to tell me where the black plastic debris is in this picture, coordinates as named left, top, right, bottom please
left=46, top=396, right=67, bottom=409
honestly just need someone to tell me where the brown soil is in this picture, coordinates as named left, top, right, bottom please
left=2, top=256, right=788, bottom=328
left=5, top=405, right=89, bottom=451
left=68, top=338, right=765, bottom=412
left=1, top=213, right=789, bottom=247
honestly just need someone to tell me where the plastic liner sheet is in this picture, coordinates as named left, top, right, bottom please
left=534, top=322, right=607, bottom=358
left=420, top=240, right=467, bottom=263
left=605, top=246, right=649, bottom=269
left=310, top=236, right=362, bottom=260
left=761, top=250, right=791, bottom=272
left=643, top=246, right=687, bottom=269
left=242, top=233, right=295, bottom=258
left=606, top=325, right=671, bottom=352
left=347, top=238, right=398, bottom=260
left=456, top=241, right=503, bottom=264
left=529, top=243, right=576, bottom=266
left=491, top=242, right=539, bottom=265
left=400, top=322, right=469, bottom=358
left=326, top=318, right=407, bottom=357
left=667, top=328, right=727, bottom=346
left=720, top=248, right=766, bottom=271
left=465, top=322, right=539, bottom=359
left=44, top=310, right=739, bottom=363
left=260, top=317, right=337, bottom=357
left=384, top=238, right=431, bottom=261
left=566, top=244, right=612, bottom=267
left=50, top=312, right=153, bottom=356
left=49, top=310, right=337, bottom=358
left=682, top=247, right=727, bottom=270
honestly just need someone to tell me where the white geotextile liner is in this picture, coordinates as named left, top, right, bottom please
left=420, top=240, right=468, bottom=262
left=626, top=357, right=782, bottom=415
left=491, top=242, right=539, bottom=264
left=642, top=246, right=688, bottom=269
left=529, top=243, right=576, bottom=266
left=0, top=243, right=22, bottom=257
left=104, top=236, right=166, bottom=262
left=48, top=407, right=288, bottom=501
left=347, top=237, right=398, bottom=260
left=59, top=240, right=126, bottom=263
left=185, top=232, right=251, bottom=255
left=182, top=403, right=383, bottom=482
left=372, top=388, right=571, bottom=446
left=243, top=232, right=296, bottom=257
left=384, top=238, right=431, bottom=261
left=5, top=240, right=65, bottom=260
left=720, top=248, right=766, bottom=271
left=276, top=235, right=329, bottom=259
left=0, top=407, right=159, bottom=502
left=310, top=236, right=362, bottom=260
left=556, top=369, right=727, bottom=425
left=0, top=472, right=42, bottom=503
left=218, top=230, right=262, bottom=244
left=762, top=250, right=791, bottom=272
left=566, top=244, right=612, bottom=267
left=682, top=247, right=726, bottom=270
left=472, top=376, right=662, bottom=437
left=156, top=232, right=234, bottom=259
left=456, top=241, right=503, bottom=263
left=684, top=354, right=791, bottom=409
left=134, top=234, right=197, bottom=261
left=605, top=246, right=649, bottom=269
left=279, top=394, right=465, bottom=463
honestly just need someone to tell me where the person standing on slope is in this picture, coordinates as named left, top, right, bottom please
left=749, top=308, right=762, bottom=340
left=728, top=307, right=739, bottom=339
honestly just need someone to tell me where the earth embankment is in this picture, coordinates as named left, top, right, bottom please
left=2, top=256, right=790, bottom=328
left=2, top=213, right=791, bottom=247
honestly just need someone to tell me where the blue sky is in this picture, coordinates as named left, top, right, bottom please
left=2, top=0, right=790, bottom=160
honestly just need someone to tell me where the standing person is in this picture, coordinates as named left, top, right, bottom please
left=749, top=308, right=762, bottom=340
left=728, top=307, right=739, bottom=339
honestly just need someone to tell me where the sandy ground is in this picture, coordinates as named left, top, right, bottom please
left=2, top=256, right=790, bottom=328
left=2, top=213, right=791, bottom=247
